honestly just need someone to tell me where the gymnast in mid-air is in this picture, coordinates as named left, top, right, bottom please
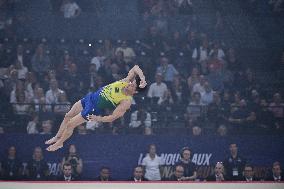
left=45, top=65, right=147, bottom=151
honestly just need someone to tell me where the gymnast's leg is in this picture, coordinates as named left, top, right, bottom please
left=45, top=100, right=83, bottom=145
left=46, top=113, right=86, bottom=151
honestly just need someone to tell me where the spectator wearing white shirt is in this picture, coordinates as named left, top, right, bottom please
left=192, top=75, right=206, bottom=95
left=129, top=105, right=151, bottom=134
left=14, top=60, right=28, bottom=79
left=45, top=79, right=64, bottom=105
left=90, top=48, right=105, bottom=71
left=60, top=0, right=81, bottom=19
left=26, top=114, right=39, bottom=134
left=147, top=73, right=168, bottom=104
left=115, top=40, right=136, bottom=64
left=209, top=42, right=225, bottom=60
left=141, top=144, right=164, bottom=181
left=201, top=82, right=214, bottom=105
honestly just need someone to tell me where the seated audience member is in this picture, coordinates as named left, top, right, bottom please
left=61, top=144, right=83, bottom=178
left=242, top=164, right=258, bottom=182
left=40, top=119, right=53, bottom=135
left=57, top=163, right=78, bottom=181
left=129, top=166, right=148, bottom=181
left=147, top=73, right=168, bottom=106
left=54, top=92, right=71, bottom=115
left=266, top=161, right=283, bottom=181
left=0, top=146, right=22, bottom=180
left=223, top=143, right=246, bottom=181
left=141, top=144, right=164, bottom=181
left=175, top=147, right=197, bottom=180
left=169, top=165, right=185, bottom=181
left=95, top=167, right=113, bottom=181
left=206, top=162, right=227, bottom=181
left=129, top=105, right=151, bottom=134
left=26, top=113, right=39, bottom=134
left=26, top=147, right=49, bottom=180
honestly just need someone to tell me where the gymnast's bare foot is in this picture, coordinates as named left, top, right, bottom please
left=45, top=136, right=60, bottom=145
left=46, top=142, right=63, bottom=151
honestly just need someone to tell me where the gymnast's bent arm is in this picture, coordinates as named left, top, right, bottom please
left=122, top=65, right=147, bottom=88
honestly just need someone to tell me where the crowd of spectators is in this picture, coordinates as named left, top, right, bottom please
left=0, top=34, right=283, bottom=135
left=0, top=143, right=283, bottom=181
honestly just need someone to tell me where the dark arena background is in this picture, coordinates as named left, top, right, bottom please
left=0, top=0, right=284, bottom=189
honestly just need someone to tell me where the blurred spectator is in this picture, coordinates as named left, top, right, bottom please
left=45, top=79, right=64, bottom=106
left=129, top=105, right=151, bottom=134
left=206, top=66, right=224, bottom=91
left=201, top=82, right=213, bottom=105
left=33, top=87, right=46, bottom=112
left=61, top=144, right=83, bottom=178
left=113, top=50, right=128, bottom=74
left=31, top=44, right=51, bottom=78
left=54, top=92, right=71, bottom=115
left=209, top=42, right=225, bottom=61
left=168, top=165, right=185, bottom=181
left=40, top=119, right=53, bottom=135
left=186, top=92, right=204, bottom=125
left=207, top=92, right=226, bottom=127
left=175, top=147, right=197, bottom=180
left=256, top=99, right=275, bottom=132
left=141, top=26, right=164, bottom=55
left=206, top=162, right=227, bottom=181
left=228, top=99, right=256, bottom=134
left=12, top=92, right=32, bottom=115
left=223, top=143, right=246, bottom=181
left=90, top=48, right=105, bottom=71
left=141, top=144, right=164, bottom=181
left=129, top=166, right=148, bottom=181
left=14, top=60, right=28, bottom=80
left=14, top=45, right=28, bottom=69
left=266, top=161, right=283, bottom=181
left=207, top=51, right=225, bottom=74
left=226, top=47, right=242, bottom=73
left=170, top=75, right=187, bottom=105
left=242, top=164, right=258, bottom=181
left=0, top=146, right=22, bottom=180
left=192, top=125, right=202, bottom=136
left=26, top=113, right=39, bottom=134
left=57, top=53, right=76, bottom=78
left=156, top=57, right=179, bottom=84
left=115, top=41, right=136, bottom=64
left=147, top=73, right=168, bottom=105
left=144, top=127, right=153, bottom=135
left=192, top=39, right=209, bottom=74
left=269, top=93, right=284, bottom=129
left=57, top=163, right=78, bottom=181
left=101, top=39, right=115, bottom=59
left=10, top=80, right=33, bottom=104
left=76, top=124, right=89, bottom=135
left=60, top=0, right=81, bottom=18
left=95, top=167, right=113, bottom=181
left=192, top=75, right=206, bottom=95
left=217, top=124, right=228, bottom=137
left=187, top=68, right=200, bottom=91
left=26, top=147, right=49, bottom=180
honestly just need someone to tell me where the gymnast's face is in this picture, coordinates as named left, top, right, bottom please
left=125, top=81, right=137, bottom=95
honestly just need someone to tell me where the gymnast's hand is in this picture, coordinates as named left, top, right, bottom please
left=139, top=78, right=147, bottom=88
left=87, top=114, right=101, bottom=122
